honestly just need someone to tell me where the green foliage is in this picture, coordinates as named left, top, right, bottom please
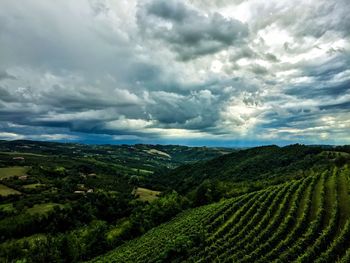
left=91, top=165, right=350, bottom=263
left=130, top=192, right=189, bottom=234
left=147, top=144, right=329, bottom=196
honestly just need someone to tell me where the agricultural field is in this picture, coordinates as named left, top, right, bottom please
left=130, top=168, right=154, bottom=175
left=0, top=166, right=28, bottom=179
left=133, top=187, right=161, bottom=202
left=22, top=183, right=45, bottom=189
left=0, top=141, right=350, bottom=262
left=145, top=149, right=171, bottom=159
left=0, top=184, right=21, bottom=196
left=91, top=166, right=350, bottom=263
left=26, top=203, right=64, bottom=215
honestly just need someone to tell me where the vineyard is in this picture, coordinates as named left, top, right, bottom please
left=90, top=165, right=350, bottom=262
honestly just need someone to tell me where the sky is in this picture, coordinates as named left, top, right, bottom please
left=0, top=0, right=349, bottom=146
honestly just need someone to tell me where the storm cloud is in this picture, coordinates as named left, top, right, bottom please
left=0, top=0, right=349, bottom=146
left=138, top=0, right=249, bottom=60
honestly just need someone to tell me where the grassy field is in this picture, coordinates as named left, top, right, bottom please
left=0, top=166, right=28, bottom=179
left=0, top=184, right=21, bottom=196
left=22, top=183, right=45, bottom=189
left=27, top=203, right=64, bottom=215
left=0, top=151, right=45, bottom=157
left=131, top=168, right=153, bottom=175
left=133, top=187, right=161, bottom=202
left=146, top=149, right=171, bottom=158
left=0, top=203, right=14, bottom=212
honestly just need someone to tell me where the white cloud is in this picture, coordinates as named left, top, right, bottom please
left=31, top=134, right=78, bottom=141
left=0, top=132, right=25, bottom=140
left=0, top=0, right=349, bottom=144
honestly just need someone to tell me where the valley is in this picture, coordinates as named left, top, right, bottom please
left=0, top=140, right=349, bottom=262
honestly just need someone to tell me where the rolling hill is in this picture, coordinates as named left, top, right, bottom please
left=90, top=165, right=350, bottom=262
left=0, top=140, right=235, bottom=172
left=145, top=144, right=349, bottom=198
left=1, top=141, right=349, bottom=262
left=88, top=145, right=350, bottom=262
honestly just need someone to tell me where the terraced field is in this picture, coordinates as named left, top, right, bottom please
left=90, top=165, right=350, bottom=263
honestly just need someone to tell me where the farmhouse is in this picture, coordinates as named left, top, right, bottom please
left=13, top=157, right=25, bottom=161
left=73, top=190, right=85, bottom=194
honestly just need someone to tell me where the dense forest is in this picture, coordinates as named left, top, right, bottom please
left=0, top=140, right=349, bottom=262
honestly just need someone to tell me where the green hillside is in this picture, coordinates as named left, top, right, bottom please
left=144, top=144, right=350, bottom=207
left=1, top=142, right=349, bottom=262
left=147, top=144, right=328, bottom=193
left=0, top=140, right=234, bottom=172
left=90, top=165, right=350, bottom=262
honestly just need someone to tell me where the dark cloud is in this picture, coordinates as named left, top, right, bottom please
left=304, top=56, right=350, bottom=82
left=138, top=0, right=248, bottom=60
left=249, top=64, right=269, bottom=75
left=264, top=53, right=279, bottom=62
left=230, top=46, right=257, bottom=61
left=0, top=71, right=16, bottom=80
left=146, top=0, right=191, bottom=22
left=320, top=101, right=350, bottom=111
left=0, top=87, right=15, bottom=102
left=286, top=79, right=350, bottom=99
left=147, top=90, right=221, bottom=129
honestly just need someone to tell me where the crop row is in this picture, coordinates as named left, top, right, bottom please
left=276, top=171, right=328, bottom=262
left=215, top=181, right=297, bottom=262
left=257, top=172, right=319, bottom=262
left=239, top=176, right=313, bottom=262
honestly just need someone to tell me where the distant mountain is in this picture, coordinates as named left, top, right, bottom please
left=0, top=140, right=236, bottom=172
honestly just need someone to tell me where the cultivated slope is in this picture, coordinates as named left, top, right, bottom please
left=90, top=165, right=350, bottom=262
